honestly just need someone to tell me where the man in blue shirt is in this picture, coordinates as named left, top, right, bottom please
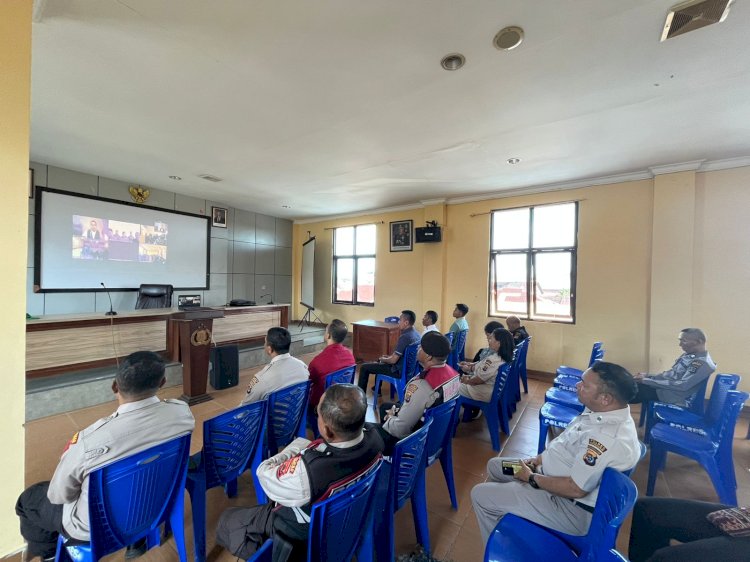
left=449, top=303, right=469, bottom=334
left=357, top=310, right=420, bottom=393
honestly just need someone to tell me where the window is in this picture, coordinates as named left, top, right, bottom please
left=333, top=224, right=376, bottom=305
left=489, top=202, right=578, bottom=322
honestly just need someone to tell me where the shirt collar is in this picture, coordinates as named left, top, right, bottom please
left=327, top=432, right=365, bottom=448
left=115, top=395, right=160, bottom=415
left=579, top=405, right=632, bottom=424
left=270, top=353, right=290, bottom=364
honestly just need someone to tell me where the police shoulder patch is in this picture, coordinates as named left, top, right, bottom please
left=246, top=376, right=259, bottom=393
left=62, top=431, right=79, bottom=455
left=276, top=456, right=300, bottom=478
left=404, top=382, right=420, bottom=403
left=583, top=438, right=608, bottom=466
left=690, top=360, right=704, bottom=368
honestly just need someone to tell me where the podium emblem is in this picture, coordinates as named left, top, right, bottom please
left=190, top=326, right=211, bottom=346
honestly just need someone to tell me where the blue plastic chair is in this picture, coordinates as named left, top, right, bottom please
left=266, top=380, right=312, bottom=457
left=384, top=316, right=400, bottom=323
left=422, top=399, right=460, bottom=509
left=545, top=387, right=585, bottom=412
left=456, top=363, right=512, bottom=451
left=505, top=340, right=525, bottom=409
left=248, top=458, right=383, bottom=562
left=647, top=390, right=749, bottom=505
left=373, top=342, right=419, bottom=406
left=638, top=374, right=710, bottom=427
left=484, top=468, right=638, bottom=562
left=448, top=329, right=468, bottom=370
left=515, top=336, right=531, bottom=396
left=186, top=402, right=267, bottom=562
left=375, top=419, right=433, bottom=562
left=645, top=374, right=740, bottom=443
left=538, top=402, right=579, bottom=453
left=308, top=365, right=356, bottom=438
left=555, top=342, right=604, bottom=379
left=54, top=434, right=191, bottom=562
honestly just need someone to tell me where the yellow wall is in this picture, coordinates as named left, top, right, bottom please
left=292, top=167, right=750, bottom=395
left=0, top=0, right=31, bottom=554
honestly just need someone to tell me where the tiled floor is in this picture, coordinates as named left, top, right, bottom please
left=19, top=358, right=750, bottom=562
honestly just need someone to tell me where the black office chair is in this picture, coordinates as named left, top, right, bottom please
left=135, top=284, right=174, bottom=309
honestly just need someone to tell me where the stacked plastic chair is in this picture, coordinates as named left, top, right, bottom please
left=517, top=335, right=531, bottom=396
left=373, top=342, right=419, bottom=405
left=556, top=342, right=605, bottom=379
left=55, top=434, right=191, bottom=562
left=644, top=373, right=740, bottom=443
left=186, top=402, right=267, bottom=562
left=456, top=363, right=512, bottom=451
left=647, top=389, right=749, bottom=505
left=448, top=329, right=468, bottom=370
left=483, top=468, right=638, bottom=562
left=308, top=365, right=356, bottom=438
left=538, top=401, right=579, bottom=453
left=421, top=399, right=460, bottom=509
left=266, top=380, right=312, bottom=458
left=375, top=419, right=433, bottom=562
left=248, top=458, right=383, bottom=562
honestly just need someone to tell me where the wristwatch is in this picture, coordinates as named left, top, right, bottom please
left=528, top=474, right=540, bottom=489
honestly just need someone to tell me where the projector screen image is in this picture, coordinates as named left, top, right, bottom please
left=72, top=216, right=168, bottom=263
left=37, top=188, right=210, bottom=291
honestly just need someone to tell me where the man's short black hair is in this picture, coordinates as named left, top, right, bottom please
left=456, top=303, right=469, bottom=316
left=681, top=328, right=706, bottom=343
left=327, top=319, right=348, bottom=344
left=318, top=384, right=367, bottom=440
left=425, top=310, right=438, bottom=324
left=591, top=360, right=637, bottom=404
left=484, top=320, right=504, bottom=334
left=401, top=310, right=416, bottom=325
left=116, top=351, right=165, bottom=396
left=266, top=327, right=291, bottom=354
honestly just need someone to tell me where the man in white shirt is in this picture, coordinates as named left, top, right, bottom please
left=421, top=310, right=439, bottom=335
left=240, top=327, right=309, bottom=405
left=472, top=361, right=640, bottom=543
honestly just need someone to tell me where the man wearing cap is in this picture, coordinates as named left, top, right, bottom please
left=373, top=331, right=460, bottom=454
left=471, top=361, right=640, bottom=544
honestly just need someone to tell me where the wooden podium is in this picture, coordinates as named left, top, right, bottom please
left=170, top=308, right=225, bottom=405
left=352, top=320, right=401, bottom=362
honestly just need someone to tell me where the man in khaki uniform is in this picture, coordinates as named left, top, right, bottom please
left=16, top=351, right=195, bottom=560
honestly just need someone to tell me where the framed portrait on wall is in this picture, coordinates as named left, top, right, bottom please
left=390, top=220, right=413, bottom=252
left=211, top=206, right=228, bottom=228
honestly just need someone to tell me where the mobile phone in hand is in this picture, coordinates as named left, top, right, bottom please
left=501, top=460, right=523, bottom=475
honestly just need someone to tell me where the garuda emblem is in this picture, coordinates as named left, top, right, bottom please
left=129, top=185, right=150, bottom=204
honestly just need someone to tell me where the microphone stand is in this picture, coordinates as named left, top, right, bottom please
left=101, top=282, right=118, bottom=316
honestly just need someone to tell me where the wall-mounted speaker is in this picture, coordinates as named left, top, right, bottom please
left=415, top=226, right=442, bottom=243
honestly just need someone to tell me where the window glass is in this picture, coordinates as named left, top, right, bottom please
left=334, top=258, right=354, bottom=302
left=534, top=252, right=573, bottom=319
left=533, top=203, right=576, bottom=248
left=356, top=257, right=375, bottom=304
left=334, top=226, right=354, bottom=256
left=492, top=208, right=530, bottom=250
left=491, top=254, right=528, bottom=316
left=356, top=224, right=376, bottom=255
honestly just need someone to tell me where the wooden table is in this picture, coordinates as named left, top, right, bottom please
left=352, top=320, right=401, bottom=362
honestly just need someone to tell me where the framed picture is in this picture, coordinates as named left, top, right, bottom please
left=29, top=168, right=34, bottom=199
left=211, top=206, right=228, bottom=228
left=390, top=220, right=413, bottom=252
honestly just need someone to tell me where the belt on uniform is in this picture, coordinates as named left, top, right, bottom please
left=569, top=499, right=595, bottom=513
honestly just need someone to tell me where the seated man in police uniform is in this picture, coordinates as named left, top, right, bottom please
left=216, top=384, right=383, bottom=558
left=373, top=331, right=460, bottom=455
left=471, top=361, right=640, bottom=543
left=240, top=326, right=309, bottom=405
left=630, top=328, right=715, bottom=407
left=15, top=351, right=195, bottom=561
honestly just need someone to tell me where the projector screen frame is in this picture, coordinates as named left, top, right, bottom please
left=300, top=236, right=316, bottom=309
left=33, top=186, right=211, bottom=293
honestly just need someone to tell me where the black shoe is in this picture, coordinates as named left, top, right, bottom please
left=125, top=538, right=148, bottom=560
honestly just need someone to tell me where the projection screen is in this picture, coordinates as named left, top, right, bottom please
left=301, top=237, right=316, bottom=309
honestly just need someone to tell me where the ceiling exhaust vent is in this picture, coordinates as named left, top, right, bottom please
left=661, top=0, right=734, bottom=41
left=198, top=174, right=223, bottom=182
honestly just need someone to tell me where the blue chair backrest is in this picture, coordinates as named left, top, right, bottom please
left=588, top=342, right=604, bottom=367
left=490, top=363, right=512, bottom=404
left=580, top=468, right=638, bottom=561
left=201, top=402, right=266, bottom=489
left=622, top=441, right=647, bottom=477
left=308, top=458, right=382, bottom=561
left=384, top=316, right=399, bottom=323
left=601, top=550, right=629, bottom=562
left=400, top=342, right=420, bottom=380
left=705, top=374, right=741, bottom=426
left=391, top=418, right=433, bottom=511
left=324, top=365, right=356, bottom=388
left=444, top=331, right=454, bottom=346
left=683, top=375, right=711, bottom=416
left=267, top=380, right=312, bottom=453
left=454, top=329, right=468, bottom=356
left=710, top=390, right=749, bottom=448
left=423, top=399, right=459, bottom=465
left=87, top=434, right=191, bottom=560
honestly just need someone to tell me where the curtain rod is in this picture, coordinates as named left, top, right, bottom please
left=323, top=220, right=385, bottom=231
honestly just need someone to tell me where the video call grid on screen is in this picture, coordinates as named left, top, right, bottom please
left=36, top=188, right=210, bottom=291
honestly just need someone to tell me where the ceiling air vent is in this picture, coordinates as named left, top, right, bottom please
left=198, top=174, right=223, bottom=182
left=661, top=0, right=734, bottom=41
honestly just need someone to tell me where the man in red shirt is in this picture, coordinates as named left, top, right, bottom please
left=308, top=319, right=356, bottom=409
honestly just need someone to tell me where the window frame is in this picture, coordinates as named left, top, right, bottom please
left=488, top=202, right=578, bottom=323
left=332, top=224, right=376, bottom=306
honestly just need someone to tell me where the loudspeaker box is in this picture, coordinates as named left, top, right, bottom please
left=210, top=344, right=239, bottom=390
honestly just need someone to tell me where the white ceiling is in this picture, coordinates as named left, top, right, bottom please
left=30, top=0, right=750, bottom=220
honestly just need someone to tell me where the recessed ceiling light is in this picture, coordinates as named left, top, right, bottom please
left=441, top=53, right=466, bottom=71
left=493, top=26, right=524, bottom=51
left=168, top=175, right=182, bottom=180
left=507, top=157, right=521, bottom=164
left=281, top=205, right=290, bottom=208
